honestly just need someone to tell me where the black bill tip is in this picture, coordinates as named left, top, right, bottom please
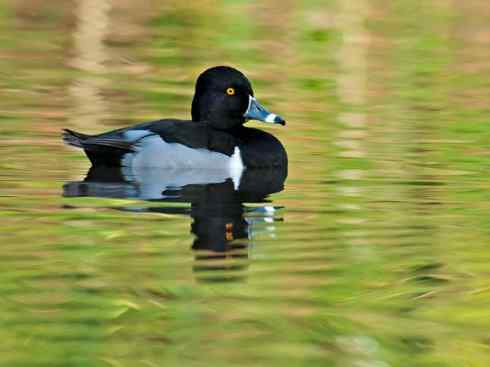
left=274, top=115, right=286, bottom=126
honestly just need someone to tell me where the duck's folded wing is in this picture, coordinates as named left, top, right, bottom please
left=63, top=119, right=237, bottom=166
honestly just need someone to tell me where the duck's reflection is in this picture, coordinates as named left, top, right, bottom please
left=63, top=166, right=286, bottom=282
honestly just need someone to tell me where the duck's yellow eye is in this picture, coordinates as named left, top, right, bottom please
left=226, top=87, right=235, bottom=96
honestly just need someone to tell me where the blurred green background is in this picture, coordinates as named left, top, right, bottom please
left=1, top=0, right=490, bottom=366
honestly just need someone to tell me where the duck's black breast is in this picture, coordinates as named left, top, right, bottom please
left=234, top=127, right=288, bottom=168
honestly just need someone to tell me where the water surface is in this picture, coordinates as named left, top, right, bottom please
left=1, top=1, right=490, bottom=366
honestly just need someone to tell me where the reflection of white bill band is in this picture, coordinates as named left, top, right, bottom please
left=264, top=206, right=275, bottom=214
left=265, top=113, right=277, bottom=123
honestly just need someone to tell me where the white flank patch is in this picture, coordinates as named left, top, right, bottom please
left=121, top=135, right=245, bottom=192
left=263, top=206, right=276, bottom=214
left=229, top=147, right=244, bottom=190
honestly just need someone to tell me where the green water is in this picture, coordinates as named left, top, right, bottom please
left=1, top=1, right=490, bottom=366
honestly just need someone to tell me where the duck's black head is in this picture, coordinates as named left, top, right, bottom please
left=191, top=66, right=285, bottom=130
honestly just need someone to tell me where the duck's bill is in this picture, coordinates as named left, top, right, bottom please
left=244, top=96, right=285, bottom=125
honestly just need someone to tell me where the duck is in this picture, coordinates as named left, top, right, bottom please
left=62, top=66, right=287, bottom=176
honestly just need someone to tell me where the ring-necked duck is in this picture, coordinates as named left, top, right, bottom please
left=62, top=66, right=287, bottom=176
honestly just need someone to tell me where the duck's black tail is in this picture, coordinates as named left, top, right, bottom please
left=62, top=129, right=90, bottom=148
left=62, top=128, right=133, bottom=166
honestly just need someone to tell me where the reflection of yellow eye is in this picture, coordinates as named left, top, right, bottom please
left=226, top=87, right=235, bottom=96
